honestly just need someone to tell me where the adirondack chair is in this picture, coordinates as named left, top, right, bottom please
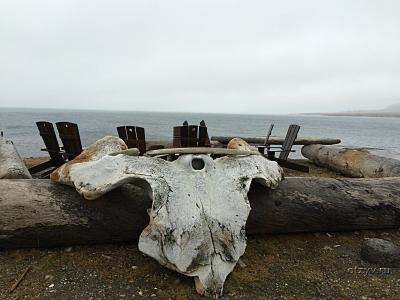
left=264, top=123, right=274, bottom=145
left=198, top=120, right=211, bottom=147
left=256, top=123, right=274, bottom=154
left=173, top=120, right=211, bottom=148
left=56, top=122, right=83, bottom=160
left=266, top=124, right=300, bottom=160
left=117, top=126, right=146, bottom=154
left=28, top=121, right=65, bottom=176
left=260, top=124, right=309, bottom=172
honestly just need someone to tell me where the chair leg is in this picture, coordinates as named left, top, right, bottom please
left=267, top=151, right=275, bottom=160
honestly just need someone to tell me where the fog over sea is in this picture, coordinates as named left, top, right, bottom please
left=1, top=107, right=399, bottom=160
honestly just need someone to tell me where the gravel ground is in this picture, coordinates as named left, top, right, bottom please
left=1, top=230, right=399, bottom=299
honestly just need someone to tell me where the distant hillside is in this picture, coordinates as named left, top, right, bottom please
left=321, top=103, right=400, bottom=118
left=382, top=103, right=400, bottom=112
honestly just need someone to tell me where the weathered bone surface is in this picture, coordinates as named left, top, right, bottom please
left=51, top=137, right=283, bottom=296
left=50, top=136, right=128, bottom=184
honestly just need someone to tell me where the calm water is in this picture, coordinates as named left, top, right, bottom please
left=1, top=107, right=399, bottom=160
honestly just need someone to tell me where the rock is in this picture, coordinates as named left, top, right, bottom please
left=101, top=254, right=112, bottom=260
left=360, top=238, right=400, bottom=267
left=50, top=136, right=283, bottom=297
left=238, top=259, right=247, bottom=268
left=45, top=275, right=54, bottom=281
left=322, top=246, right=333, bottom=251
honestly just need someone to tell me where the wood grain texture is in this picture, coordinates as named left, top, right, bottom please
left=302, top=144, right=400, bottom=178
left=1, top=177, right=400, bottom=249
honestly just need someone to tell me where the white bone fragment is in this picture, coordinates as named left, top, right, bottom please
left=50, top=136, right=128, bottom=185
left=51, top=137, right=283, bottom=296
left=145, top=147, right=260, bottom=157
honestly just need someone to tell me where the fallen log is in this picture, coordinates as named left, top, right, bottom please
left=1, top=177, right=400, bottom=249
left=211, top=136, right=341, bottom=145
left=146, top=139, right=222, bottom=149
left=302, top=144, right=400, bottom=178
left=0, top=138, right=32, bottom=179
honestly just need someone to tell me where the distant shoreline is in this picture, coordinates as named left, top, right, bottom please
left=305, top=112, right=400, bottom=118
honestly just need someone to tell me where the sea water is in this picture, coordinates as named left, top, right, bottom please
left=0, top=107, right=399, bottom=160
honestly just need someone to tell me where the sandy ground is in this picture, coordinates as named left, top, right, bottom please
left=0, top=157, right=398, bottom=299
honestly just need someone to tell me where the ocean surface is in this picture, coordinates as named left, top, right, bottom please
left=1, top=107, right=399, bottom=160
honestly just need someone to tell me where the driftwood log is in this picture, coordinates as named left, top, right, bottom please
left=302, top=144, right=400, bottom=178
left=211, top=136, right=341, bottom=145
left=0, top=138, right=32, bottom=179
left=1, top=177, right=400, bottom=249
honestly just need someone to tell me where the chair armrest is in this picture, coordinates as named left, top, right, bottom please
left=267, top=149, right=295, bottom=153
left=41, top=148, right=64, bottom=154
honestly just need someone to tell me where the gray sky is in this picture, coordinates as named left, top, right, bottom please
left=1, top=0, right=399, bottom=114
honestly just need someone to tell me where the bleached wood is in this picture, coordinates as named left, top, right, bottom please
left=211, top=136, right=341, bottom=145
left=302, top=144, right=400, bottom=178
left=0, top=138, right=32, bottom=179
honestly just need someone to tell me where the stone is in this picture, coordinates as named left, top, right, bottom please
left=51, top=137, right=283, bottom=297
left=360, top=238, right=400, bottom=267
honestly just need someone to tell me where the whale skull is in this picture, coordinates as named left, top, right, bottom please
left=51, top=136, right=283, bottom=296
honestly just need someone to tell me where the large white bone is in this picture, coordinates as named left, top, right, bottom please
left=51, top=137, right=283, bottom=297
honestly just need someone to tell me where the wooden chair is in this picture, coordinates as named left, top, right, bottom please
left=56, top=122, right=83, bottom=160
left=264, top=123, right=274, bottom=145
left=259, top=124, right=309, bottom=172
left=28, top=121, right=65, bottom=176
left=117, top=126, right=146, bottom=155
left=173, top=120, right=211, bottom=148
left=198, top=120, right=211, bottom=147
left=266, top=124, right=300, bottom=160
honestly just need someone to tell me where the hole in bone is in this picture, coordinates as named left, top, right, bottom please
left=191, top=158, right=205, bottom=170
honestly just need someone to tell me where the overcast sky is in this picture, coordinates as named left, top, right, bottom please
left=0, top=0, right=399, bottom=114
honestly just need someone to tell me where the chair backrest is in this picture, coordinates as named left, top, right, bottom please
left=198, top=122, right=211, bottom=147
left=117, top=126, right=146, bottom=154
left=173, top=120, right=210, bottom=148
left=56, top=122, right=83, bottom=160
left=36, top=121, right=65, bottom=164
left=264, top=123, right=274, bottom=145
left=279, top=124, right=300, bottom=160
